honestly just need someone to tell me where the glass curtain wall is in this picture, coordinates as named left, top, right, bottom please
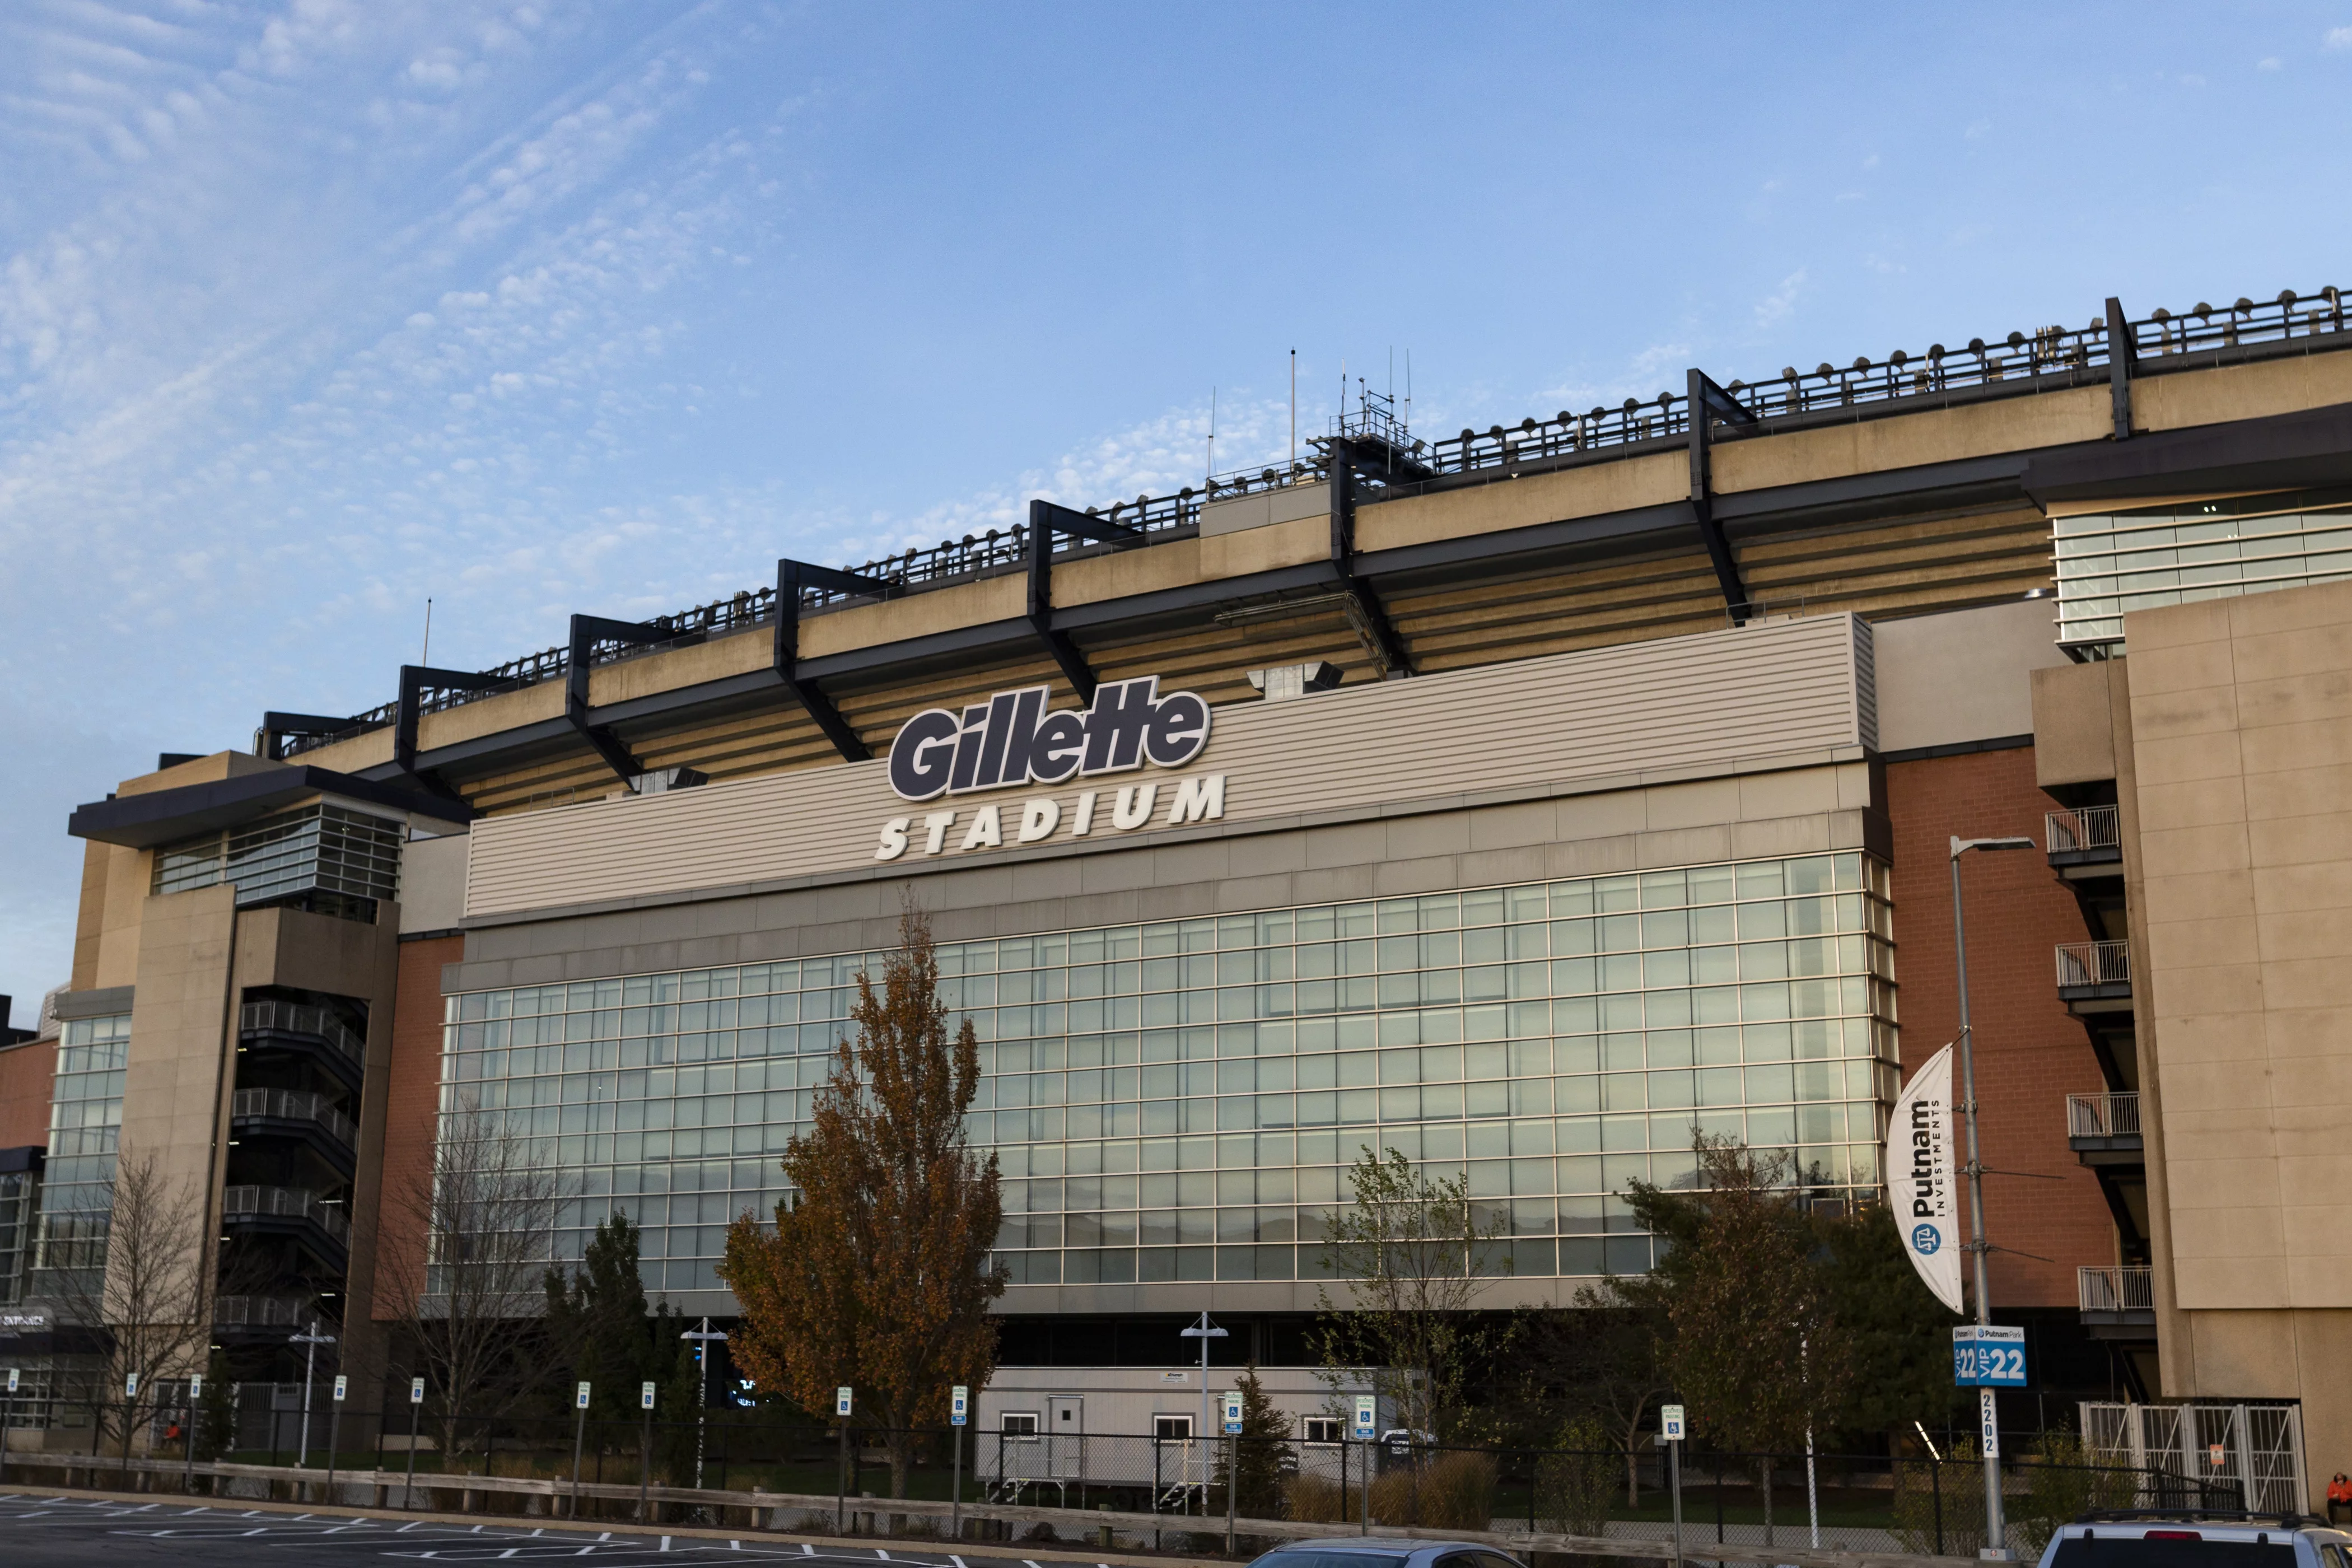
left=2054, top=487, right=2352, bottom=654
left=440, top=852, right=1896, bottom=1294
left=31, top=1014, right=130, bottom=1292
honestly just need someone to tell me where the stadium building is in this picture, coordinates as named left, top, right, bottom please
left=7, top=283, right=2352, bottom=1494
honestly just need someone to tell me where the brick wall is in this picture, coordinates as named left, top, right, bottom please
left=1884, top=745, right=2118, bottom=1309
left=370, top=934, right=460, bottom=1327
left=0, top=1038, right=54, bottom=1151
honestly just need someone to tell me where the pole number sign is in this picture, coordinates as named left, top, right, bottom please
left=1952, top=1324, right=2027, bottom=1386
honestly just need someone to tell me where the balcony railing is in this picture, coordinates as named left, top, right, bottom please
left=2057, top=940, right=2132, bottom=988
left=239, top=1000, right=364, bottom=1066
left=220, top=1185, right=349, bottom=1242
left=2047, top=804, right=2121, bottom=856
left=230, top=1088, right=357, bottom=1151
left=2068, top=1091, right=2142, bottom=1139
left=212, top=1295, right=310, bottom=1329
left=2080, top=1264, right=2155, bottom=1314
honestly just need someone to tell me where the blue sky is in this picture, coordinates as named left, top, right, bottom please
left=4, top=0, right=2351, bottom=1016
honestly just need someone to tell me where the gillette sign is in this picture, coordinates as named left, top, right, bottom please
left=886, top=677, right=1212, bottom=800
left=875, top=677, right=1222, bottom=862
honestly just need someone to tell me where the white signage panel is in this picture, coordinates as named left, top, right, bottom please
left=1888, top=1043, right=1965, bottom=1313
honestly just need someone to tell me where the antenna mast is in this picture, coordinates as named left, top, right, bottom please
left=1290, top=349, right=1296, bottom=466
left=1206, top=388, right=1216, bottom=484
left=422, top=598, right=433, bottom=665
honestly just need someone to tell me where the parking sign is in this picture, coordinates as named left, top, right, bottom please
left=951, top=1385, right=969, bottom=1427
left=1221, top=1392, right=1243, bottom=1435
left=1352, top=1395, right=1376, bottom=1440
left=640, top=1380, right=656, bottom=1411
left=837, top=1387, right=854, bottom=1418
left=576, top=1381, right=592, bottom=1411
left=333, top=1374, right=348, bottom=1402
left=411, top=1376, right=426, bottom=1404
left=1661, top=1404, right=1686, bottom=1442
left=1952, top=1325, right=2027, bottom=1387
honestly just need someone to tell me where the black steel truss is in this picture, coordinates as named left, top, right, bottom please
left=566, top=615, right=673, bottom=780
left=1687, top=368, right=1758, bottom=622
left=775, top=559, right=896, bottom=762
left=257, top=712, right=360, bottom=763
left=396, top=666, right=511, bottom=798
left=1324, top=439, right=1413, bottom=676
left=1026, top=500, right=1138, bottom=702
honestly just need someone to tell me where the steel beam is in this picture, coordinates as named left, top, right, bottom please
left=1324, top=441, right=1413, bottom=675
left=1026, top=500, right=1137, bottom=702
left=2106, top=296, right=2135, bottom=442
left=1687, top=368, right=1756, bottom=622
left=775, top=560, right=895, bottom=762
left=257, top=712, right=358, bottom=763
left=396, top=666, right=511, bottom=798
left=567, top=615, right=672, bottom=780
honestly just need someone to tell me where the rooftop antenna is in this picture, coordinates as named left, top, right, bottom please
left=1405, top=349, right=1413, bottom=429
left=422, top=597, right=433, bottom=665
left=1290, top=349, right=1296, bottom=466
left=1206, top=386, right=1216, bottom=484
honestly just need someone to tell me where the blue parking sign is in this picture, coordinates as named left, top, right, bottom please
left=1952, top=1325, right=2027, bottom=1387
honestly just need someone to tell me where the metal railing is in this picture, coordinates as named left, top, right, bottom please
left=2056, top=940, right=2132, bottom=988
left=2066, top=1091, right=2141, bottom=1139
left=2080, top=1264, right=2155, bottom=1314
left=2047, top=804, right=2121, bottom=856
left=230, top=1088, right=357, bottom=1150
left=220, top=1184, right=349, bottom=1242
left=274, top=279, right=2348, bottom=758
left=212, top=1294, right=310, bottom=1328
left=239, top=1000, right=364, bottom=1066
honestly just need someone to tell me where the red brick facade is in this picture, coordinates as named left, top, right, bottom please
left=1883, top=745, right=2118, bottom=1308
left=368, top=933, right=461, bottom=1327
left=0, top=1038, right=54, bottom=1152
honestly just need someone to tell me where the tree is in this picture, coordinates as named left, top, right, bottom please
left=1816, top=1204, right=1967, bottom=1440
left=54, top=1151, right=213, bottom=1464
left=382, top=1106, right=567, bottom=1455
left=721, top=897, right=1005, bottom=1498
left=1310, top=1145, right=1508, bottom=1443
left=544, top=1210, right=678, bottom=1411
left=1514, top=1284, right=1672, bottom=1503
left=1618, top=1137, right=1852, bottom=1544
left=1212, top=1365, right=1290, bottom=1517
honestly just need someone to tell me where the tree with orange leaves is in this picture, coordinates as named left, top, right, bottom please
left=720, top=897, right=1005, bottom=1497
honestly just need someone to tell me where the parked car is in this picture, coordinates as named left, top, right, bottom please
left=2036, top=1512, right=2352, bottom=1568
left=1246, top=1541, right=1528, bottom=1568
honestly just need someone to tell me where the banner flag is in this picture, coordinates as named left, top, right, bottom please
left=1888, top=1042, right=1966, bottom=1313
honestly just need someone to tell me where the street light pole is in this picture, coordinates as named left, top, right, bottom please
left=1950, top=834, right=2034, bottom=1560
left=679, top=1320, right=727, bottom=1492
left=288, top=1322, right=337, bottom=1471
left=1178, top=1312, right=1226, bottom=1515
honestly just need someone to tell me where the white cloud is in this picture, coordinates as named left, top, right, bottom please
left=2328, top=26, right=2352, bottom=49
left=1756, top=268, right=1807, bottom=329
left=2258, top=56, right=2283, bottom=70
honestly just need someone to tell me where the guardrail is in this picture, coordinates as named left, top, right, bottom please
left=220, top=1184, right=349, bottom=1242
left=2046, top=804, right=2120, bottom=856
left=276, top=280, right=2349, bottom=758
left=2056, top=940, right=2131, bottom=988
left=239, top=1000, right=365, bottom=1066
left=231, top=1088, right=357, bottom=1150
left=2066, top=1092, right=2141, bottom=1140
left=2080, top=1264, right=2155, bottom=1314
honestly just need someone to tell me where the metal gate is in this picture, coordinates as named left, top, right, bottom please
left=2080, top=1402, right=2307, bottom=1514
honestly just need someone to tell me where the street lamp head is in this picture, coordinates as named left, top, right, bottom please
left=1950, top=834, right=2037, bottom=859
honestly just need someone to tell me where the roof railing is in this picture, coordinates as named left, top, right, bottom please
left=2066, top=1090, right=2141, bottom=1140
left=277, top=281, right=2345, bottom=756
left=2057, top=939, right=2133, bottom=988
left=2079, top=1264, right=2154, bottom=1314
left=2048, top=804, right=2122, bottom=855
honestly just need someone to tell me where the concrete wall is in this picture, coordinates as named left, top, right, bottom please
left=0, top=1038, right=55, bottom=1151
left=1873, top=598, right=2070, bottom=755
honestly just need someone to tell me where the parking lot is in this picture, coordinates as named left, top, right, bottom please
left=0, top=1491, right=1132, bottom=1568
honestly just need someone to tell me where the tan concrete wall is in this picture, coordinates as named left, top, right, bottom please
left=114, top=884, right=239, bottom=1365
left=800, top=572, right=1025, bottom=657
left=590, top=625, right=769, bottom=705
left=2031, top=661, right=2122, bottom=790
left=93, top=843, right=151, bottom=990
left=399, top=833, right=470, bottom=933
left=1713, top=386, right=2112, bottom=493
left=2134, top=349, right=2352, bottom=434
left=1356, top=451, right=1687, bottom=553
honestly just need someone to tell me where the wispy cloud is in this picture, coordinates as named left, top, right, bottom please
left=1755, top=268, right=1807, bottom=329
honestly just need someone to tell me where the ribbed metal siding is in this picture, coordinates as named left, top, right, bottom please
left=465, top=613, right=1871, bottom=921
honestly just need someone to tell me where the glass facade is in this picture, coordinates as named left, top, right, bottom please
left=2055, top=488, right=2352, bottom=652
left=0, top=1168, right=34, bottom=1307
left=441, top=852, right=1896, bottom=1295
left=33, top=1014, right=129, bottom=1289
left=152, top=802, right=404, bottom=915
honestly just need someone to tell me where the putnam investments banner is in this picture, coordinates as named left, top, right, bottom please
left=1889, top=1043, right=1964, bottom=1313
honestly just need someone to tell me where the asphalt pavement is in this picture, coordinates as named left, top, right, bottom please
left=0, top=1490, right=1165, bottom=1568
